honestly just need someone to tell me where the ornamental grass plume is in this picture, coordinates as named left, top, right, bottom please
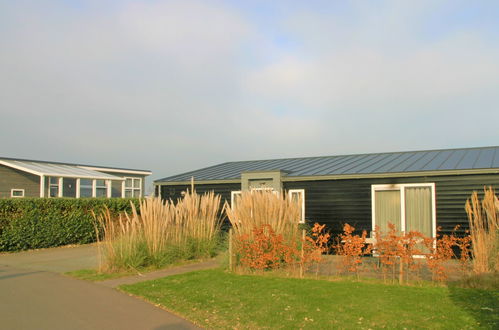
left=224, top=190, right=301, bottom=242
left=93, top=191, right=223, bottom=273
left=465, top=186, right=499, bottom=274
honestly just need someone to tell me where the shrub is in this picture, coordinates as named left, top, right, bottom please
left=334, top=223, right=371, bottom=277
left=0, top=198, right=138, bottom=251
left=237, top=224, right=298, bottom=270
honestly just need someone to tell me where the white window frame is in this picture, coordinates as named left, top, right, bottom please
left=288, top=189, right=305, bottom=223
left=124, top=177, right=142, bottom=198
left=231, top=191, right=242, bottom=209
left=94, top=179, right=108, bottom=198
left=48, top=177, right=62, bottom=198
left=371, top=183, right=436, bottom=238
left=11, top=189, right=25, bottom=198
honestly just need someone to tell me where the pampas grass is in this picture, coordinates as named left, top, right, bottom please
left=465, top=186, right=499, bottom=274
left=225, top=190, right=301, bottom=241
left=94, top=190, right=222, bottom=273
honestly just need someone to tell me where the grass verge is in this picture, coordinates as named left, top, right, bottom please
left=66, top=256, right=222, bottom=282
left=65, top=269, right=135, bottom=282
left=120, top=269, right=498, bottom=329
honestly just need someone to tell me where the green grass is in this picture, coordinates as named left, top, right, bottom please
left=66, top=256, right=223, bottom=282
left=121, top=269, right=498, bottom=329
left=65, top=269, right=135, bottom=282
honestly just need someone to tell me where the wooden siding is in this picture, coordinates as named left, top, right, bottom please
left=284, top=173, right=499, bottom=236
left=160, top=183, right=241, bottom=206
left=0, top=165, right=40, bottom=198
left=157, top=173, right=498, bottom=236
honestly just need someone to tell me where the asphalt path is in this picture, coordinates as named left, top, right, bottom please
left=0, top=245, right=201, bottom=330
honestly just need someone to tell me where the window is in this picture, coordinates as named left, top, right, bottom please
left=289, top=189, right=305, bottom=223
left=95, top=180, right=107, bottom=197
left=49, top=177, right=60, bottom=197
left=231, top=191, right=242, bottom=209
left=371, top=183, right=436, bottom=238
left=80, top=179, right=93, bottom=198
left=11, top=189, right=25, bottom=198
left=125, top=177, right=141, bottom=197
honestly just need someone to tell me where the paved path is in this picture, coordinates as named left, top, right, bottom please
left=0, top=245, right=204, bottom=330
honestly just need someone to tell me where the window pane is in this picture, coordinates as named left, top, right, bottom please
left=50, top=177, right=59, bottom=184
left=111, top=181, right=121, bottom=198
left=50, top=186, right=59, bottom=197
left=133, top=190, right=141, bottom=198
left=405, top=187, right=432, bottom=237
left=125, top=189, right=133, bottom=198
left=80, top=187, right=92, bottom=198
left=291, top=192, right=301, bottom=202
left=375, top=190, right=401, bottom=233
left=96, top=179, right=106, bottom=187
left=125, top=178, right=133, bottom=188
left=133, top=179, right=140, bottom=188
left=12, top=190, right=24, bottom=197
left=80, top=179, right=92, bottom=186
left=96, top=187, right=107, bottom=198
left=80, top=179, right=93, bottom=198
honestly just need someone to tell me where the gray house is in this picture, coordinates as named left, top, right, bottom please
left=155, top=146, right=499, bottom=236
left=0, top=157, right=151, bottom=198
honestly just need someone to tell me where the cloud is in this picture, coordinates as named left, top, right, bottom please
left=0, top=0, right=498, bottom=186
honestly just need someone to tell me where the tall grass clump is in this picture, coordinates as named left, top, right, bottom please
left=465, top=186, right=499, bottom=274
left=94, top=191, right=222, bottom=273
left=225, top=190, right=301, bottom=240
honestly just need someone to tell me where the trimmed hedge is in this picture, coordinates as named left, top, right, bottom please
left=0, top=198, right=140, bottom=252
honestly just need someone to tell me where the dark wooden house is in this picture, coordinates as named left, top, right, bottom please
left=155, top=146, right=499, bottom=236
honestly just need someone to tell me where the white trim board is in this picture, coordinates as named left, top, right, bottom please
left=371, top=183, right=436, bottom=238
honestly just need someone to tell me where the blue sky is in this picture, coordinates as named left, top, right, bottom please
left=1, top=1, right=498, bottom=191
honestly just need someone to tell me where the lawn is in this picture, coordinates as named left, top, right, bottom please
left=120, top=269, right=498, bottom=329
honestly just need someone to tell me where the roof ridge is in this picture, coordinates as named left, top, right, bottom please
left=222, top=146, right=498, bottom=165
left=156, top=162, right=231, bottom=181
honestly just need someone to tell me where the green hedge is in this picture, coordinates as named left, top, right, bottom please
left=0, top=198, right=140, bottom=252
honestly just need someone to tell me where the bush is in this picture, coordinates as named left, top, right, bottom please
left=0, top=198, right=139, bottom=251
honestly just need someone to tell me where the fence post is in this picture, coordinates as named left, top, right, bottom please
left=229, top=228, right=234, bottom=272
left=399, top=258, right=403, bottom=285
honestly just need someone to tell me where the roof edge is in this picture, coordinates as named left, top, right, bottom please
left=0, top=156, right=151, bottom=173
left=155, top=168, right=499, bottom=185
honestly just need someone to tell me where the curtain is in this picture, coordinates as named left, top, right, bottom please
left=405, top=187, right=432, bottom=237
left=375, top=190, right=401, bottom=233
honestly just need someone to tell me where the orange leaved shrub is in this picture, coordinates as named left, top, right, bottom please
left=236, top=224, right=298, bottom=270
left=334, top=224, right=372, bottom=276
left=235, top=223, right=331, bottom=274
left=336, top=223, right=472, bottom=283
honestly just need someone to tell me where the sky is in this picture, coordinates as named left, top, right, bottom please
left=1, top=0, right=498, bottom=192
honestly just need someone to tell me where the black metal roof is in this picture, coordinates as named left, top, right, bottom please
left=156, top=146, right=499, bottom=183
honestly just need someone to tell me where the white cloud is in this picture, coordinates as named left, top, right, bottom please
left=0, top=0, right=498, bottom=183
